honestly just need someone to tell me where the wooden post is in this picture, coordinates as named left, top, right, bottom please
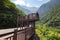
left=32, top=21, right=36, bottom=40
left=13, top=29, right=17, bottom=40
left=33, top=21, right=35, bottom=34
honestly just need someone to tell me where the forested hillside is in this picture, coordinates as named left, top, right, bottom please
left=40, top=7, right=60, bottom=27
left=36, top=0, right=60, bottom=40
left=0, top=0, right=25, bottom=29
left=38, top=0, right=60, bottom=27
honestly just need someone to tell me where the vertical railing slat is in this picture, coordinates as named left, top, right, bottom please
left=0, top=27, right=34, bottom=40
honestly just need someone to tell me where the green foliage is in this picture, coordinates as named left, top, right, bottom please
left=40, top=6, right=60, bottom=27
left=36, top=6, right=60, bottom=40
left=0, top=0, right=25, bottom=28
left=36, top=24, right=60, bottom=40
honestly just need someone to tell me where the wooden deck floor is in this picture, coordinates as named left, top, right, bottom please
left=0, top=27, right=27, bottom=35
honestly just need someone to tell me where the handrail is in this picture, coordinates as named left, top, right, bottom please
left=0, top=27, right=34, bottom=40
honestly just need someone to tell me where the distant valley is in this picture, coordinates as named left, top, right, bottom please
left=17, top=5, right=38, bottom=15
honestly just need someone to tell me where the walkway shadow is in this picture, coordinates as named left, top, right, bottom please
left=29, top=34, right=40, bottom=40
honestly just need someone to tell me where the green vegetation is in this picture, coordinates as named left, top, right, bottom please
left=35, top=1, right=60, bottom=40
left=0, top=0, right=25, bottom=28
left=40, top=7, right=60, bottom=27
left=36, top=24, right=60, bottom=40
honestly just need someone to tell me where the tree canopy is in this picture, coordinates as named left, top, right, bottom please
left=0, top=0, right=25, bottom=29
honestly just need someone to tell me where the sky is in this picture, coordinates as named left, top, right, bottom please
left=11, top=0, right=50, bottom=8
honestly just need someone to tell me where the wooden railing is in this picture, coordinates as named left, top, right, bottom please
left=0, top=27, right=34, bottom=40
left=0, top=13, right=39, bottom=40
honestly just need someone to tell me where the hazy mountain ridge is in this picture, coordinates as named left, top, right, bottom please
left=38, top=0, right=60, bottom=18
left=17, top=5, right=31, bottom=15
left=27, top=7, right=38, bottom=13
left=17, top=5, right=38, bottom=15
left=38, top=0, right=60, bottom=26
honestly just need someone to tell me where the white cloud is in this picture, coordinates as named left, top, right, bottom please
left=12, top=0, right=40, bottom=8
left=13, top=0, right=33, bottom=7
left=26, top=3, right=33, bottom=7
left=13, top=0, right=25, bottom=6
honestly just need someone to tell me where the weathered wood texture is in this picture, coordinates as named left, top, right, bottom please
left=0, top=27, right=34, bottom=40
left=0, top=13, right=39, bottom=40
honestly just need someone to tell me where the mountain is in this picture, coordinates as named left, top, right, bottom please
left=17, top=5, right=38, bottom=14
left=26, top=7, right=38, bottom=13
left=38, top=0, right=60, bottom=18
left=38, top=0, right=60, bottom=26
left=22, top=6, right=38, bottom=13
left=17, top=5, right=31, bottom=15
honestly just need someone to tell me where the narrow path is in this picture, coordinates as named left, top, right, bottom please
left=0, top=27, right=27, bottom=35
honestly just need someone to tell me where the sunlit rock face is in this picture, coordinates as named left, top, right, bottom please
left=38, top=0, right=60, bottom=18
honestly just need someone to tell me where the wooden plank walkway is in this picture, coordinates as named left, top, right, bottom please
left=0, top=27, right=34, bottom=40
left=0, top=13, right=39, bottom=40
left=0, top=27, right=27, bottom=35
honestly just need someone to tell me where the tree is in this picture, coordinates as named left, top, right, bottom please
left=0, top=0, right=25, bottom=29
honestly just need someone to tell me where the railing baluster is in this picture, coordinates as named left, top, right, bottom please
left=11, top=37, right=13, bottom=40
left=0, top=27, right=34, bottom=40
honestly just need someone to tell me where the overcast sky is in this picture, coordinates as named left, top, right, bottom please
left=11, top=0, right=50, bottom=8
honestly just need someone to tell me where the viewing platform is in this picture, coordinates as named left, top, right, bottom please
left=0, top=13, right=39, bottom=40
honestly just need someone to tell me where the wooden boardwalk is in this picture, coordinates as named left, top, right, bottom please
left=0, top=13, right=39, bottom=40
left=0, top=27, right=34, bottom=40
left=0, top=27, right=26, bottom=35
